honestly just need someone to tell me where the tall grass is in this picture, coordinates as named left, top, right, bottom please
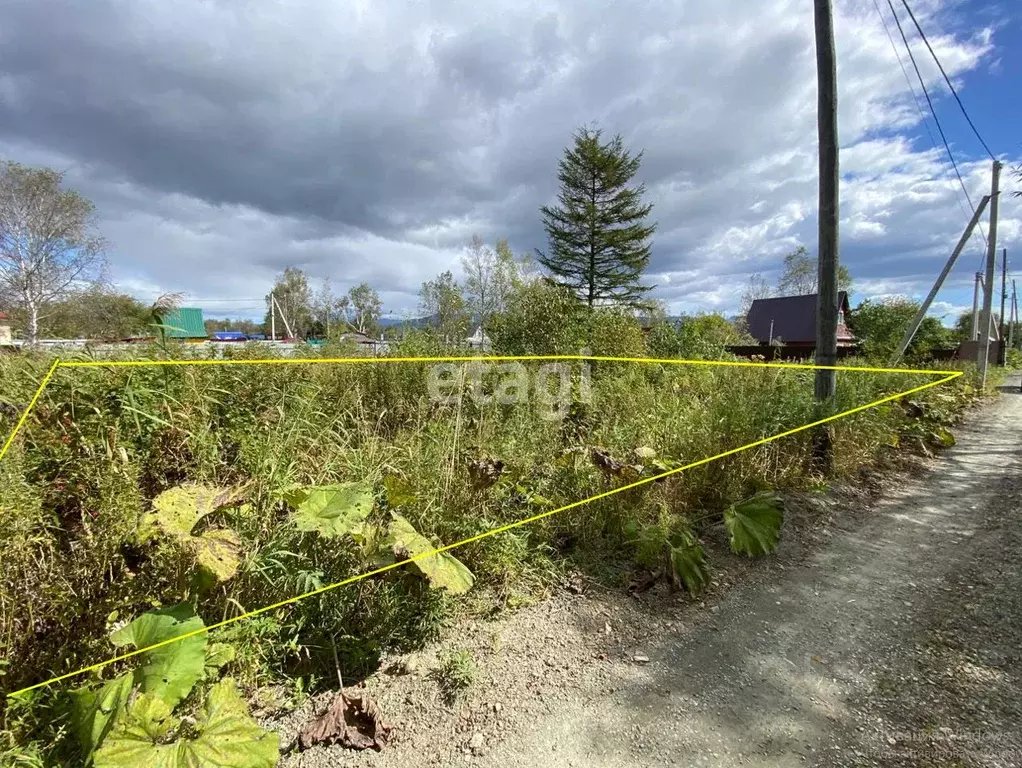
left=0, top=341, right=982, bottom=762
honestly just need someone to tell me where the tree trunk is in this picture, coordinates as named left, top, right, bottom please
left=26, top=299, right=39, bottom=346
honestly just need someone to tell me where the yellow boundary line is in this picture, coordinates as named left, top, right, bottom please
left=0, top=358, right=61, bottom=464
left=1, top=355, right=961, bottom=698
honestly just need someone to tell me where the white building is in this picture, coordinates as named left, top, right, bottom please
left=466, top=326, right=492, bottom=352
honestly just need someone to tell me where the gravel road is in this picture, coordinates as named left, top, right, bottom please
left=274, top=378, right=1022, bottom=768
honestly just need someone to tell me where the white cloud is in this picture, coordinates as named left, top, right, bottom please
left=0, top=0, right=1016, bottom=320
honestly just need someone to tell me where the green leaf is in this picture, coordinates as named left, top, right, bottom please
left=94, top=680, right=279, bottom=768
left=204, top=643, right=237, bottom=680
left=93, top=694, right=176, bottom=768
left=383, top=474, right=417, bottom=508
left=387, top=513, right=475, bottom=595
left=724, top=491, right=784, bottom=557
left=668, top=534, right=710, bottom=595
left=109, top=604, right=207, bottom=708
left=288, top=483, right=375, bottom=538
left=633, top=446, right=658, bottom=460
left=71, top=674, right=134, bottom=762
left=206, top=643, right=236, bottom=669
left=930, top=427, right=956, bottom=448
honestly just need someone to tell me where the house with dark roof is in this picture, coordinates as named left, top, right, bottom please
left=746, top=292, right=856, bottom=348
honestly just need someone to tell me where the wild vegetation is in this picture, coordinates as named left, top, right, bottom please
left=0, top=329, right=985, bottom=764
left=0, top=130, right=1001, bottom=767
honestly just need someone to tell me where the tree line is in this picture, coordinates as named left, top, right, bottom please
left=0, top=131, right=1006, bottom=359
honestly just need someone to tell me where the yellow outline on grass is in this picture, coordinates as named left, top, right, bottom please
left=1, top=355, right=961, bottom=698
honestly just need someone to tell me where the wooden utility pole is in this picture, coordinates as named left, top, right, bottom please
left=1010, top=279, right=1018, bottom=352
left=970, top=272, right=982, bottom=340
left=999, top=248, right=1008, bottom=364
left=979, top=160, right=1002, bottom=385
left=270, top=291, right=276, bottom=341
left=1009, top=280, right=1017, bottom=353
left=813, top=0, right=839, bottom=472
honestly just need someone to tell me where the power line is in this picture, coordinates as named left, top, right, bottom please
left=898, top=0, right=996, bottom=161
left=885, top=0, right=987, bottom=272
left=871, top=0, right=985, bottom=251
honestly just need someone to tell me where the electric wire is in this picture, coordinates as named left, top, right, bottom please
left=871, top=0, right=986, bottom=255
left=885, top=0, right=989, bottom=274
left=898, top=0, right=996, bottom=161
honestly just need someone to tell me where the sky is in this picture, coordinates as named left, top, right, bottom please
left=0, top=0, right=1019, bottom=325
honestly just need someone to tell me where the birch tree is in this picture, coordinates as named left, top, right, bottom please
left=0, top=161, right=106, bottom=343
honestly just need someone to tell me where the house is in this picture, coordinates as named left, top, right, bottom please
left=157, top=308, right=208, bottom=341
left=745, top=292, right=855, bottom=348
left=466, top=326, right=492, bottom=352
left=339, top=331, right=389, bottom=354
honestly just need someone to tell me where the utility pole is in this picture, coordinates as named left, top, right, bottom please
left=1010, top=279, right=1018, bottom=353
left=979, top=160, right=1002, bottom=385
left=999, top=248, right=1008, bottom=365
left=271, top=294, right=295, bottom=339
left=270, top=292, right=276, bottom=341
left=970, top=272, right=982, bottom=340
left=813, top=0, right=839, bottom=473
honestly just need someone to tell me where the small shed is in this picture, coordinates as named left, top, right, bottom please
left=158, top=308, right=208, bottom=340
left=746, top=292, right=855, bottom=347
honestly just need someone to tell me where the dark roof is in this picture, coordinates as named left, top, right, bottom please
left=340, top=331, right=377, bottom=344
left=746, top=292, right=853, bottom=344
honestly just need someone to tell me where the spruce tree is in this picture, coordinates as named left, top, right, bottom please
left=538, top=126, right=657, bottom=309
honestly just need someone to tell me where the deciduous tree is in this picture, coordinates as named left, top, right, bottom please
left=0, top=161, right=107, bottom=344
left=462, top=235, right=521, bottom=333
left=776, top=246, right=852, bottom=296
left=264, top=266, right=313, bottom=339
left=848, top=297, right=952, bottom=359
left=340, top=282, right=382, bottom=336
left=420, top=270, right=468, bottom=342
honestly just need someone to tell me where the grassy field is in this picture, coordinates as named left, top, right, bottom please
left=0, top=340, right=986, bottom=765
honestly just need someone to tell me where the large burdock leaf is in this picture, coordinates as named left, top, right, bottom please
left=193, top=528, right=243, bottom=581
left=145, top=484, right=240, bottom=538
left=288, top=482, right=375, bottom=538
left=668, top=533, right=710, bottom=595
left=93, top=694, right=176, bottom=768
left=109, top=604, right=207, bottom=708
left=94, top=680, right=279, bottom=768
left=387, top=513, right=474, bottom=595
left=142, top=484, right=245, bottom=583
left=71, top=673, right=134, bottom=762
left=724, top=491, right=784, bottom=557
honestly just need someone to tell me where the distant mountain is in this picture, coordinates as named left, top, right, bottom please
left=378, top=314, right=435, bottom=328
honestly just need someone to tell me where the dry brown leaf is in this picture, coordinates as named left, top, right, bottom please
left=467, top=457, right=504, bottom=489
left=298, top=691, right=392, bottom=752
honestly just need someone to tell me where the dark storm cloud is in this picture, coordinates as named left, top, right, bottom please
left=0, top=0, right=1016, bottom=317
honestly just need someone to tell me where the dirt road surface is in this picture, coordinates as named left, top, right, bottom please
left=276, top=379, right=1022, bottom=768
